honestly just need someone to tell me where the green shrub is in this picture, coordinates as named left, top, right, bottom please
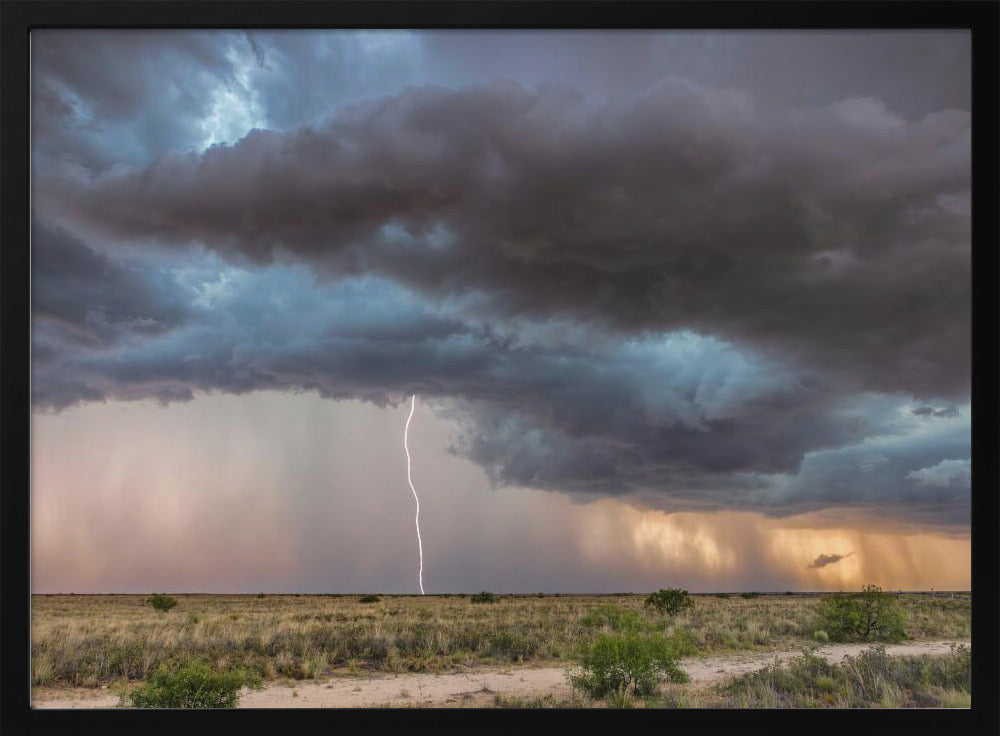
left=471, top=591, right=499, bottom=604
left=813, top=629, right=829, bottom=642
left=644, top=589, right=694, bottom=617
left=147, top=594, right=177, bottom=613
left=358, top=594, right=381, bottom=604
left=818, top=585, right=906, bottom=642
left=570, top=632, right=688, bottom=698
left=740, top=592, right=761, bottom=599
left=118, top=659, right=259, bottom=708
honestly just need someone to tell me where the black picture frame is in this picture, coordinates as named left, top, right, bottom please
left=2, top=2, right=997, bottom=735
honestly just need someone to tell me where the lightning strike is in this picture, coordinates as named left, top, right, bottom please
left=404, top=394, right=425, bottom=594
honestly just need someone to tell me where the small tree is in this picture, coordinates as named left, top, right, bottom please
left=119, top=659, right=257, bottom=708
left=147, top=594, right=177, bottom=612
left=818, top=584, right=906, bottom=642
left=359, top=594, right=381, bottom=603
left=644, top=589, right=694, bottom=617
left=471, top=591, right=499, bottom=604
left=570, top=632, right=688, bottom=698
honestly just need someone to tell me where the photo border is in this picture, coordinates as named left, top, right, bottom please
left=2, top=2, right=997, bottom=734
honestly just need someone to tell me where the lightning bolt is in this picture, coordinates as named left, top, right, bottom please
left=404, top=394, right=425, bottom=595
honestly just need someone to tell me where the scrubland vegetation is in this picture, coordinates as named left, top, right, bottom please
left=31, top=591, right=970, bottom=708
left=532, top=643, right=972, bottom=709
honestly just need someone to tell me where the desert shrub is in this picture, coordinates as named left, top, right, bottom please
left=580, top=604, right=649, bottom=632
left=570, top=632, right=688, bottom=698
left=818, top=585, right=906, bottom=642
left=119, top=659, right=259, bottom=708
left=471, top=591, right=499, bottom=604
left=358, top=594, right=381, bottom=604
left=721, top=650, right=842, bottom=707
left=813, top=629, right=829, bottom=642
left=714, top=593, right=731, bottom=599
left=147, top=594, right=177, bottom=613
left=740, top=592, right=761, bottom=599
left=720, top=645, right=970, bottom=708
left=644, top=589, right=694, bottom=617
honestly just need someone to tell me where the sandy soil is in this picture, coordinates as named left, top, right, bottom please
left=32, top=639, right=969, bottom=709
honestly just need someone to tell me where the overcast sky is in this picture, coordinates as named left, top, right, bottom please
left=30, top=31, right=970, bottom=593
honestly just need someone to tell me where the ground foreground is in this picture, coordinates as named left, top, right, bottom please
left=31, top=593, right=971, bottom=708
left=33, top=639, right=970, bottom=708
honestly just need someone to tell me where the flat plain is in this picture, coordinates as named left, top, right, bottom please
left=30, top=592, right=972, bottom=708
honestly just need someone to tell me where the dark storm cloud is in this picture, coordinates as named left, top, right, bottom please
left=31, top=30, right=970, bottom=172
left=42, top=78, right=970, bottom=398
left=28, top=246, right=853, bottom=482
left=808, top=552, right=853, bottom=569
left=29, top=32, right=971, bottom=529
left=418, top=31, right=970, bottom=119
left=31, top=30, right=249, bottom=171
left=28, top=241, right=970, bottom=524
left=31, top=218, right=191, bottom=349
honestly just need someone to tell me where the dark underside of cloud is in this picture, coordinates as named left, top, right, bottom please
left=29, top=34, right=971, bottom=529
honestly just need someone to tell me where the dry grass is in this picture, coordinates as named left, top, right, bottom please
left=485, top=644, right=973, bottom=709
left=30, top=592, right=970, bottom=689
left=671, top=643, right=972, bottom=709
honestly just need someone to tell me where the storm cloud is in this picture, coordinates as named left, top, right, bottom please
left=808, top=552, right=853, bottom=569
left=42, top=77, right=970, bottom=399
left=29, top=31, right=971, bottom=529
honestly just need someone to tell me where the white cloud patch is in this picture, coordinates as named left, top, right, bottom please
left=905, top=458, right=971, bottom=489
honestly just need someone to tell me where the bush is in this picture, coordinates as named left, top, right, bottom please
left=818, top=585, right=906, bottom=642
left=644, top=589, right=694, bottom=617
left=570, top=632, right=688, bottom=698
left=471, top=591, right=499, bottom=604
left=358, top=594, right=381, bottom=604
left=813, top=629, right=829, bottom=642
left=147, top=594, right=177, bottom=613
left=740, top=592, right=761, bottom=599
left=720, top=644, right=970, bottom=708
left=118, top=659, right=259, bottom=708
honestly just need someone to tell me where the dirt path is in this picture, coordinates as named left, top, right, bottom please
left=32, top=639, right=969, bottom=709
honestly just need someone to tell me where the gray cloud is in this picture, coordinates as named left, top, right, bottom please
left=808, top=551, right=853, bottom=569
left=31, top=30, right=252, bottom=171
left=905, top=459, right=971, bottom=490
left=42, top=78, right=970, bottom=399
left=28, top=32, right=971, bottom=530
left=27, top=245, right=971, bottom=525
left=31, top=218, right=191, bottom=348
left=911, top=405, right=960, bottom=418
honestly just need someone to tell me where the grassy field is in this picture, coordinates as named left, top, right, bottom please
left=488, top=644, right=973, bottom=709
left=31, top=592, right=971, bottom=690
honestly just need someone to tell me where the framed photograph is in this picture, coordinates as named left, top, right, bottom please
left=2, top=2, right=997, bottom=734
